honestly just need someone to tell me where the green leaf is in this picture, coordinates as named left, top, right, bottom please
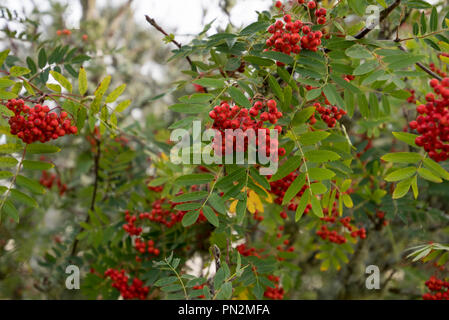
left=306, top=88, right=322, bottom=101
left=2, top=200, right=19, bottom=223
left=345, top=45, right=372, bottom=59
left=310, top=195, right=324, bottom=217
left=298, top=131, right=330, bottom=146
left=174, top=202, right=202, bottom=211
left=375, top=0, right=387, bottom=8
left=169, top=103, right=208, bottom=114
left=202, top=205, right=219, bottom=227
left=353, top=60, right=378, bottom=75
left=381, top=152, right=422, bottom=164
left=260, top=51, right=294, bottom=65
left=0, top=50, right=10, bottom=67
left=311, top=182, right=327, bottom=195
left=282, top=173, right=306, bottom=205
left=10, top=66, right=31, bottom=77
left=240, top=21, right=270, bottom=35
left=22, top=160, right=54, bottom=171
left=0, top=144, right=21, bottom=154
left=38, top=48, right=47, bottom=69
left=243, top=56, right=274, bottom=67
left=269, top=155, right=302, bottom=182
left=26, top=144, right=61, bottom=154
left=46, top=83, right=61, bottom=93
left=295, top=191, right=310, bottom=221
left=430, top=7, right=438, bottom=32
left=267, top=75, right=283, bottom=101
left=392, top=132, right=418, bottom=147
left=0, top=90, right=17, bottom=100
left=175, top=174, right=214, bottom=186
left=417, top=168, right=443, bottom=183
left=342, top=194, right=353, bottom=208
left=292, top=107, right=315, bottom=125
left=411, top=175, right=419, bottom=199
left=78, top=67, right=87, bottom=95
left=193, top=78, right=226, bottom=88
left=50, top=71, right=72, bottom=93
left=16, top=175, right=45, bottom=194
left=115, top=99, right=132, bottom=113
left=0, top=171, right=13, bottom=180
left=0, top=157, right=18, bottom=168
left=105, top=84, right=126, bottom=103
left=0, top=78, right=15, bottom=88
left=10, top=189, right=38, bottom=207
left=385, top=167, right=416, bottom=182
left=421, top=11, right=427, bottom=34
left=172, top=191, right=208, bottom=202
left=227, top=87, right=251, bottom=109
left=181, top=211, right=200, bottom=227
left=423, top=158, right=449, bottom=180
left=26, top=57, right=37, bottom=74
left=308, top=167, right=336, bottom=181
left=304, top=150, right=341, bottom=162
left=208, top=193, right=227, bottom=215
left=94, top=75, right=111, bottom=101
left=393, top=177, right=413, bottom=199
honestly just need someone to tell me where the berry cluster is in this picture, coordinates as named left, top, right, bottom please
left=6, top=99, right=77, bottom=144
left=209, top=100, right=284, bottom=158
left=134, top=238, right=160, bottom=257
left=192, top=284, right=206, bottom=299
left=406, top=89, right=417, bottom=104
left=316, top=203, right=366, bottom=244
left=410, top=78, right=449, bottom=162
left=422, top=275, right=449, bottom=300
left=193, top=84, right=206, bottom=93
left=265, top=14, right=323, bottom=62
left=56, top=29, right=71, bottom=36
left=236, top=243, right=263, bottom=258
left=264, top=275, right=284, bottom=300
left=376, top=210, right=389, bottom=227
left=312, top=102, right=347, bottom=128
left=104, top=268, right=149, bottom=300
left=430, top=62, right=447, bottom=78
left=343, top=74, right=355, bottom=82
left=39, top=170, right=67, bottom=195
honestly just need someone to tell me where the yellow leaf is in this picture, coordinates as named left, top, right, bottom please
left=160, top=152, right=169, bottom=161
left=229, top=199, right=238, bottom=214
left=247, top=197, right=256, bottom=214
left=441, top=55, right=449, bottom=65
left=248, top=190, right=264, bottom=213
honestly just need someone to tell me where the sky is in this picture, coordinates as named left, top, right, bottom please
left=2, top=0, right=273, bottom=41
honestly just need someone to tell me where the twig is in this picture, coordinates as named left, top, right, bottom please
left=144, top=14, right=193, bottom=68
left=71, top=136, right=101, bottom=256
left=397, top=44, right=442, bottom=80
left=354, top=0, right=402, bottom=39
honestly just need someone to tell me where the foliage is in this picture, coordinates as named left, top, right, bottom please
left=1, top=0, right=449, bottom=300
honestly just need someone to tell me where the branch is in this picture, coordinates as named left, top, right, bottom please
left=397, top=44, right=442, bottom=80
left=354, top=0, right=402, bottom=39
left=71, top=137, right=101, bottom=256
left=144, top=14, right=193, bottom=68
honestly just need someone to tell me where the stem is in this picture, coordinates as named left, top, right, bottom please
left=166, top=258, right=189, bottom=300
left=144, top=15, right=194, bottom=69
left=0, top=144, right=27, bottom=220
left=71, top=136, right=101, bottom=255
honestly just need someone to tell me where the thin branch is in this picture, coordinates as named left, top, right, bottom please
left=144, top=14, right=193, bottom=68
left=71, top=136, right=101, bottom=256
left=354, top=0, right=402, bottom=39
left=397, top=44, right=442, bottom=80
